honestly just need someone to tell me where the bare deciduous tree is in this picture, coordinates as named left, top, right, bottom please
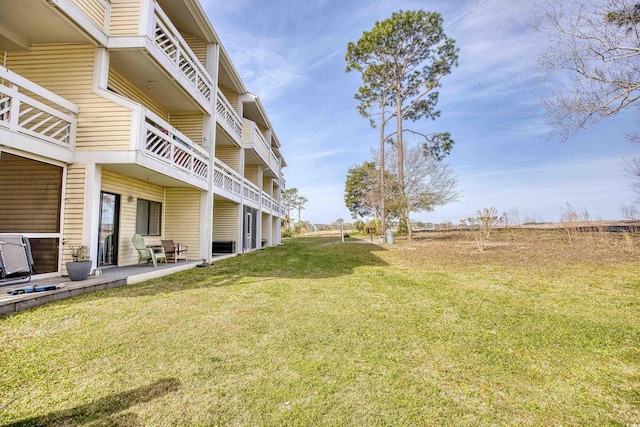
left=386, top=144, right=458, bottom=234
left=536, top=0, right=640, bottom=192
left=535, top=0, right=640, bottom=140
left=620, top=203, right=640, bottom=219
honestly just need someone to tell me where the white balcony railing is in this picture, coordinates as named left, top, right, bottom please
left=270, top=151, right=280, bottom=171
left=243, top=179, right=261, bottom=204
left=0, top=67, right=77, bottom=149
left=215, top=89, right=242, bottom=141
left=242, top=119, right=270, bottom=163
left=262, top=192, right=273, bottom=210
left=254, top=127, right=269, bottom=154
left=213, top=158, right=242, bottom=196
left=142, top=109, right=209, bottom=180
left=153, top=4, right=212, bottom=103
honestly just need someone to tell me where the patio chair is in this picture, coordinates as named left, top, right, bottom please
left=132, top=234, right=166, bottom=267
left=161, top=240, right=188, bottom=263
left=0, top=235, right=34, bottom=285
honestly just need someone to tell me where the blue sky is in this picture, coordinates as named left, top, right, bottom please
left=202, top=0, right=638, bottom=224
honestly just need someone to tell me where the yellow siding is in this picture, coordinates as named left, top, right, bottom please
left=216, top=147, right=240, bottom=172
left=244, top=165, right=259, bottom=185
left=262, top=177, right=273, bottom=194
left=71, top=0, right=108, bottom=31
left=220, top=86, right=239, bottom=110
left=241, top=125, right=251, bottom=144
left=7, top=45, right=132, bottom=151
left=181, top=33, right=207, bottom=68
left=109, top=68, right=167, bottom=119
left=213, top=199, right=239, bottom=241
left=62, top=164, right=87, bottom=265
left=102, top=170, right=164, bottom=266
left=169, top=112, right=204, bottom=147
left=109, top=0, right=141, bottom=36
left=165, top=188, right=201, bottom=257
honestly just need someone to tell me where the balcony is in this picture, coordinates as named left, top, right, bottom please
left=140, top=109, right=209, bottom=184
left=243, top=179, right=261, bottom=208
left=152, top=4, right=212, bottom=103
left=270, top=151, right=280, bottom=172
left=0, top=67, right=77, bottom=163
left=213, top=158, right=242, bottom=202
left=215, top=89, right=242, bottom=144
left=242, top=119, right=270, bottom=166
left=108, top=1, right=213, bottom=112
left=262, top=192, right=273, bottom=212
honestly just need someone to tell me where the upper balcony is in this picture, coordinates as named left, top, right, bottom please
left=0, top=1, right=109, bottom=52
left=141, top=109, right=209, bottom=184
left=243, top=179, right=261, bottom=209
left=215, top=89, right=242, bottom=144
left=0, top=67, right=77, bottom=163
left=242, top=119, right=271, bottom=168
left=108, top=0, right=213, bottom=113
left=80, top=89, right=210, bottom=190
left=213, top=157, right=242, bottom=203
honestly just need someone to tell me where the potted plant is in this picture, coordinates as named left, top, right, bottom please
left=66, top=245, right=92, bottom=281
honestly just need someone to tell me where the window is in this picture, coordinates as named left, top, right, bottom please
left=136, top=199, right=162, bottom=235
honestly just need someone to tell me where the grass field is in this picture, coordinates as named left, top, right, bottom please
left=1, top=230, right=638, bottom=426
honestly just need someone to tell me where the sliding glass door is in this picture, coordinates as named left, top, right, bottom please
left=98, top=192, right=120, bottom=267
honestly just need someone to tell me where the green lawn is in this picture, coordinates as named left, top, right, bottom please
left=1, top=232, right=639, bottom=426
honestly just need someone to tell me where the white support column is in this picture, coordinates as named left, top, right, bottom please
left=201, top=42, right=219, bottom=262
left=266, top=214, right=273, bottom=246
left=275, top=216, right=281, bottom=245
left=200, top=110, right=215, bottom=261
left=83, top=163, right=102, bottom=272
left=92, top=47, right=109, bottom=92
left=236, top=204, right=243, bottom=254
left=200, top=188, right=213, bottom=262
left=256, top=168, right=264, bottom=249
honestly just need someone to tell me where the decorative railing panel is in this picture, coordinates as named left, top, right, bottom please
left=213, top=158, right=242, bottom=196
left=0, top=67, right=77, bottom=149
left=152, top=4, right=212, bottom=103
left=262, top=192, right=273, bottom=210
left=216, top=89, right=242, bottom=141
left=142, top=109, right=209, bottom=181
left=254, top=127, right=270, bottom=154
left=270, top=152, right=280, bottom=171
left=243, top=180, right=261, bottom=204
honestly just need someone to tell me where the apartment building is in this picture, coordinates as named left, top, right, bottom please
left=0, top=0, right=286, bottom=279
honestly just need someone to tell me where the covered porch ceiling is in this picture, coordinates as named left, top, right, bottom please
left=109, top=50, right=206, bottom=113
left=0, top=0, right=94, bottom=51
left=102, top=163, right=203, bottom=190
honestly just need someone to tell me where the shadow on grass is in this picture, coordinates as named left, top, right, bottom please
left=101, top=236, right=390, bottom=298
left=1, top=378, right=180, bottom=427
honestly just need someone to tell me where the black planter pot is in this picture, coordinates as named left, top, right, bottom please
left=66, top=261, right=92, bottom=281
